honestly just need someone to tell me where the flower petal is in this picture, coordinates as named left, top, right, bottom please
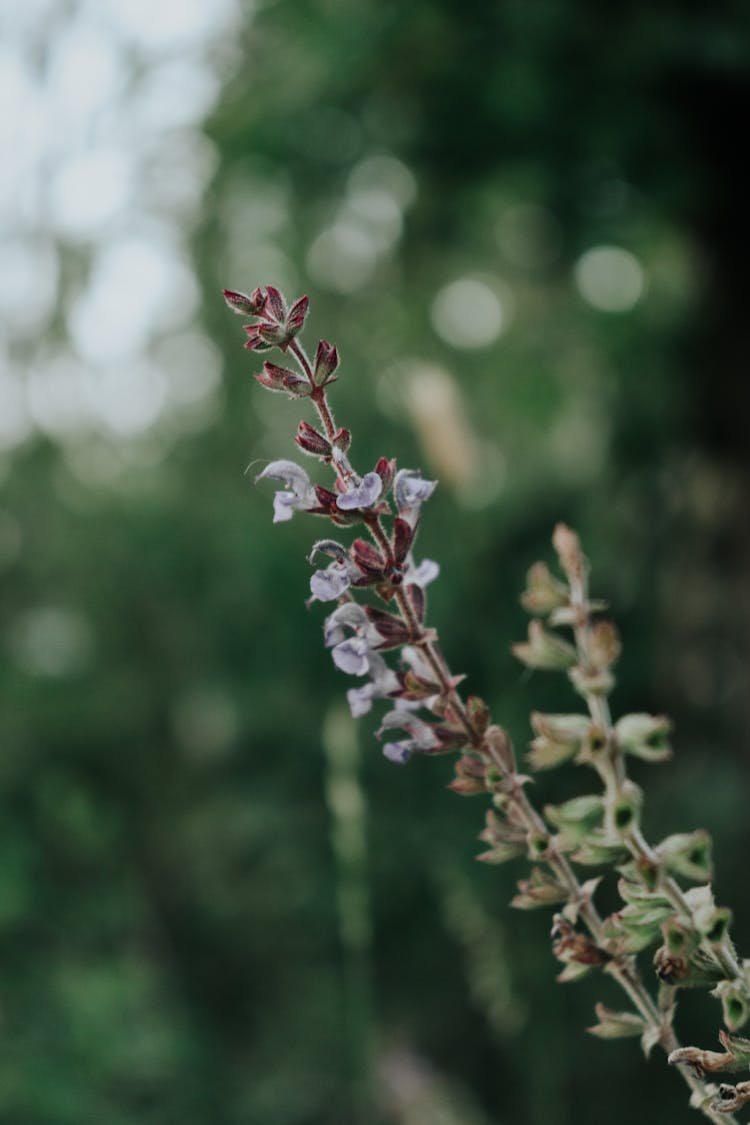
left=336, top=472, right=383, bottom=511
left=347, top=684, right=377, bottom=718
left=332, top=637, right=371, bottom=675
left=256, top=459, right=317, bottom=509
left=378, top=710, right=437, bottom=749
left=323, top=603, right=370, bottom=648
left=382, top=740, right=414, bottom=765
left=272, top=491, right=298, bottom=523
left=394, top=470, right=437, bottom=515
left=309, top=565, right=352, bottom=602
left=406, top=557, right=440, bottom=587
left=256, top=459, right=310, bottom=488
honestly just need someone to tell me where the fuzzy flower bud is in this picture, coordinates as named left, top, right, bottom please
left=255, top=361, right=310, bottom=397
left=713, top=981, right=749, bottom=1032
left=223, top=287, right=266, bottom=315
left=313, top=339, right=340, bottom=385
left=552, top=523, right=588, bottom=586
left=512, top=620, right=577, bottom=671
left=610, top=780, right=643, bottom=836
left=521, top=562, right=570, bottom=615
left=528, top=712, right=593, bottom=771
left=655, top=830, right=712, bottom=882
left=296, top=421, right=332, bottom=458
left=588, top=620, right=621, bottom=669
left=587, top=1002, right=645, bottom=1040
left=614, top=713, right=672, bottom=763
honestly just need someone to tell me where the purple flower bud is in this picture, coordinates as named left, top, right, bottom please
left=364, top=606, right=413, bottom=649
left=313, top=339, right=340, bottom=385
left=258, top=321, right=294, bottom=348
left=264, top=285, right=287, bottom=321
left=310, top=564, right=352, bottom=602
left=392, top=518, right=414, bottom=565
left=350, top=539, right=385, bottom=581
left=223, top=288, right=266, bottom=316
left=287, top=294, right=310, bottom=336
left=243, top=326, right=274, bottom=352
left=374, top=457, right=396, bottom=487
left=256, top=361, right=310, bottom=397
left=255, top=459, right=318, bottom=522
left=296, top=420, right=331, bottom=456
left=333, top=427, right=351, bottom=452
left=336, top=472, right=383, bottom=512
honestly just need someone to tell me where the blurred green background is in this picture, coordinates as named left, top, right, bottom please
left=1, top=1, right=749, bottom=1122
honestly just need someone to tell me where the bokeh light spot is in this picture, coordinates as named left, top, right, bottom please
left=9, top=606, right=93, bottom=678
left=347, top=154, right=418, bottom=209
left=431, top=278, right=511, bottom=349
left=49, top=148, right=134, bottom=240
left=574, top=245, right=646, bottom=312
left=0, top=237, right=59, bottom=333
left=306, top=222, right=379, bottom=293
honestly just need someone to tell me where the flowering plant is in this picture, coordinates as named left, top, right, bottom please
left=225, top=283, right=750, bottom=1122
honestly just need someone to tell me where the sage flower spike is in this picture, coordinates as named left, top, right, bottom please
left=336, top=471, right=383, bottom=511
left=255, top=459, right=318, bottom=523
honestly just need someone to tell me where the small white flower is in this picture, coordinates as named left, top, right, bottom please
left=405, top=556, right=439, bottom=587
left=323, top=603, right=371, bottom=648
left=394, top=469, right=437, bottom=527
left=309, top=564, right=352, bottom=602
left=378, top=709, right=439, bottom=765
left=255, top=459, right=318, bottom=523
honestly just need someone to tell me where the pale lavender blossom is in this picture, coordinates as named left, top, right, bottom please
left=323, top=603, right=397, bottom=702
left=394, top=469, right=437, bottom=527
left=378, top=708, right=439, bottom=764
left=336, top=472, right=383, bottom=511
left=255, top=459, right=318, bottom=523
left=332, top=636, right=371, bottom=675
left=309, top=563, right=354, bottom=602
left=346, top=653, right=400, bottom=717
left=323, top=602, right=371, bottom=648
left=405, top=556, right=440, bottom=587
